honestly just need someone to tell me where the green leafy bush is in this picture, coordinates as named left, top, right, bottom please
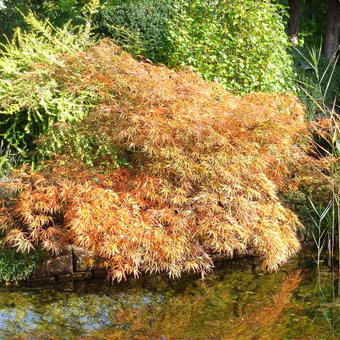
left=96, top=0, right=293, bottom=93
left=0, top=13, right=97, bottom=167
left=172, top=0, right=293, bottom=93
left=0, top=1, right=99, bottom=41
left=95, top=0, right=172, bottom=62
left=0, top=248, right=45, bottom=282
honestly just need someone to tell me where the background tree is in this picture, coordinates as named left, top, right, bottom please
left=286, top=0, right=339, bottom=60
left=288, top=0, right=301, bottom=45
left=323, top=0, right=340, bottom=61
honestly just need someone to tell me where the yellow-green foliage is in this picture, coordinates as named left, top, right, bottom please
left=0, top=12, right=97, bottom=161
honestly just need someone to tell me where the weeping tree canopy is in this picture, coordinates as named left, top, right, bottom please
left=1, top=38, right=333, bottom=281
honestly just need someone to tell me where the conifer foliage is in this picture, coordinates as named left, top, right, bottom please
left=0, top=40, right=329, bottom=281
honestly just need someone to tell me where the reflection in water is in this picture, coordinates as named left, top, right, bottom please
left=0, top=253, right=338, bottom=340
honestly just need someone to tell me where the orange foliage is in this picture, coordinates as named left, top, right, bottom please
left=0, top=39, right=332, bottom=281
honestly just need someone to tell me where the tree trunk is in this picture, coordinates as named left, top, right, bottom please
left=288, top=0, right=301, bottom=45
left=323, top=0, right=340, bottom=61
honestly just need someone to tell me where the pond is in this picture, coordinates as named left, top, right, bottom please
left=0, top=251, right=338, bottom=340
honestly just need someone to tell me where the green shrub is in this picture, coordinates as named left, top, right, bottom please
left=95, top=0, right=172, bottom=62
left=96, top=0, right=293, bottom=94
left=0, top=1, right=98, bottom=41
left=168, top=0, right=293, bottom=93
left=0, top=248, right=45, bottom=282
left=0, top=13, right=97, bottom=167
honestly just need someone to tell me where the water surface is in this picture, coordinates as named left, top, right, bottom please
left=0, top=252, right=338, bottom=339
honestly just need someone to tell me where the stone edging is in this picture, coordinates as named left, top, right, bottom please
left=30, top=245, right=108, bottom=284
